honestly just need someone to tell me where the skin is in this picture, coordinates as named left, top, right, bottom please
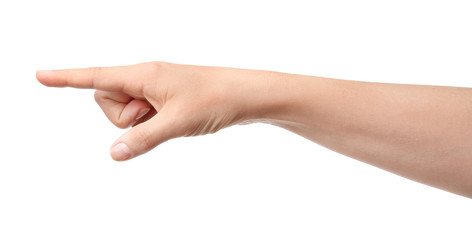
left=36, top=61, right=472, bottom=198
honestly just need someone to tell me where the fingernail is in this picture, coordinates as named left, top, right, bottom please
left=111, top=142, right=131, bottom=161
left=36, top=70, right=55, bottom=77
left=136, top=108, right=150, bottom=120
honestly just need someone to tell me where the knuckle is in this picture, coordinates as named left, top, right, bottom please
left=115, top=122, right=129, bottom=129
left=93, top=90, right=103, bottom=103
left=147, top=61, right=167, bottom=78
left=115, top=113, right=131, bottom=129
left=87, top=67, right=102, bottom=88
left=88, top=66, right=102, bottom=74
left=111, top=115, right=129, bottom=129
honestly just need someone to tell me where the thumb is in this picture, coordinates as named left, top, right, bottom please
left=110, top=108, right=178, bottom=161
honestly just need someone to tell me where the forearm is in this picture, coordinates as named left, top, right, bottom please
left=254, top=71, right=472, bottom=198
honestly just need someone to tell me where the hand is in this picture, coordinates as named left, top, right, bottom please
left=36, top=62, right=272, bottom=161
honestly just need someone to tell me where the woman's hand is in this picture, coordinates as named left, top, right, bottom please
left=36, top=62, right=273, bottom=161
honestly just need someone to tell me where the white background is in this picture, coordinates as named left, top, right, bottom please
left=1, top=0, right=471, bottom=239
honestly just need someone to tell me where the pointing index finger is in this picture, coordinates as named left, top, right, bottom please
left=36, top=63, right=151, bottom=92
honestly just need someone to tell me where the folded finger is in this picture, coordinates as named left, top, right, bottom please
left=94, top=90, right=151, bottom=128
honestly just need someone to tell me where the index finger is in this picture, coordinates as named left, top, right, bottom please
left=36, top=62, right=153, bottom=91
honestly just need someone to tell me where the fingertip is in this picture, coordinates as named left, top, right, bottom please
left=36, top=70, right=53, bottom=86
left=36, top=70, right=65, bottom=87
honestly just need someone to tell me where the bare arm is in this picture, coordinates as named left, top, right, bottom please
left=256, top=73, right=472, bottom=198
left=36, top=62, right=472, bottom=198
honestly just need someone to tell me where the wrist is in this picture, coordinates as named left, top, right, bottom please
left=241, top=70, right=328, bottom=128
left=239, top=70, right=298, bottom=123
left=208, top=65, right=321, bottom=127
